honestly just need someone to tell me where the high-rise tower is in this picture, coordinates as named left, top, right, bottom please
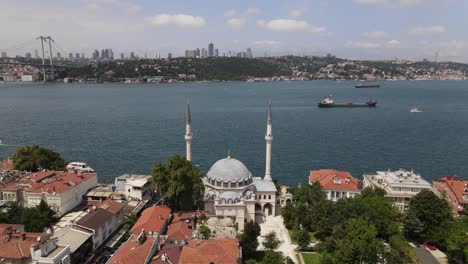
left=185, top=102, right=192, bottom=161
left=264, top=100, right=273, bottom=181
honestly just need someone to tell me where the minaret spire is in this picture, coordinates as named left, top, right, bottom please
left=185, top=101, right=192, bottom=161
left=264, top=99, right=273, bottom=181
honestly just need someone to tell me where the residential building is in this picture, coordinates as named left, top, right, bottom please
left=151, top=242, right=183, bottom=264
left=433, top=176, right=468, bottom=217
left=166, top=211, right=195, bottom=245
left=363, top=169, right=432, bottom=212
left=130, top=206, right=171, bottom=235
left=114, top=174, right=153, bottom=201
left=185, top=50, right=196, bottom=58
left=214, top=48, right=219, bottom=57
left=0, top=224, right=50, bottom=264
left=309, top=169, right=361, bottom=201
left=51, top=226, right=93, bottom=264
left=0, top=171, right=98, bottom=216
left=75, top=200, right=125, bottom=249
left=179, top=238, right=241, bottom=264
left=30, top=237, right=70, bottom=264
left=107, top=230, right=158, bottom=264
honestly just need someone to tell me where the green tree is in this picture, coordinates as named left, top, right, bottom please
left=446, top=217, right=468, bottom=264
left=151, top=155, right=204, bottom=210
left=240, top=221, right=261, bottom=261
left=260, top=251, right=284, bottom=264
left=332, top=218, right=383, bottom=264
left=12, top=145, right=66, bottom=172
left=199, top=225, right=211, bottom=239
left=281, top=202, right=297, bottom=230
left=293, top=229, right=311, bottom=249
left=122, top=213, right=138, bottom=231
left=263, top=231, right=281, bottom=251
left=404, top=189, right=453, bottom=245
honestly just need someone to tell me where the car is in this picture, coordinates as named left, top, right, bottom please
left=423, top=242, right=437, bottom=250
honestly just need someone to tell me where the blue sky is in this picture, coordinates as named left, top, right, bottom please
left=1, top=0, right=467, bottom=62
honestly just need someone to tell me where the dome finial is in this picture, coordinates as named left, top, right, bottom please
left=227, top=149, right=231, bottom=159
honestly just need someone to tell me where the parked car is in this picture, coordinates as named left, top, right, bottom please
left=423, top=242, right=437, bottom=250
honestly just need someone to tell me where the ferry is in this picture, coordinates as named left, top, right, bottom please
left=318, top=96, right=377, bottom=108
left=66, top=162, right=95, bottom=173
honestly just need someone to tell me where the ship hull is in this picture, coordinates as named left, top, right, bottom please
left=318, top=102, right=377, bottom=107
left=355, top=85, right=380, bottom=88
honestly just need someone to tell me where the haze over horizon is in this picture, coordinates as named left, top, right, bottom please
left=1, top=0, right=467, bottom=62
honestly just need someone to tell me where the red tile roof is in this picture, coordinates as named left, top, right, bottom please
left=179, top=239, right=240, bottom=264
left=1, top=171, right=96, bottom=194
left=434, top=176, right=468, bottom=204
left=97, top=199, right=125, bottom=214
left=167, top=211, right=194, bottom=241
left=309, top=169, right=360, bottom=191
left=150, top=243, right=183, bottom=264
left=0, top=159, right=14, bottom=171
left=0, top=226, right=48, bottom=260
left=108, top=234, right=157, bottom=264
left=130, top=206, right=171, bottom=234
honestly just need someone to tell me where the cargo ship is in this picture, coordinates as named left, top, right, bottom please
left=355, top=83, right=380, bottom=88
left=318, top=96, right=377, bottom=107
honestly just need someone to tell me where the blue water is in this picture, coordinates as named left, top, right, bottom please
left=0, top=80, right=467, bottom=185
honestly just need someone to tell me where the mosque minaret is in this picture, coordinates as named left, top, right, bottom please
left=185, top=102, right=192, bottom=161
left=264, top=100, right=273, bottom=181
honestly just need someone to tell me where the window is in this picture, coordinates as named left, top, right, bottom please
left=128, top=189, right=131, bottom=193
left=268, top=195, right=271, bottom=199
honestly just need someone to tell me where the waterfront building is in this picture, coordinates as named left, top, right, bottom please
left=21, top=74, right=38, bottom=82
left=178, top=238, right=241, bottom=264
left=208, top=43, right=214, bottom=57
left=114, top=174, right=153, bottom=201
left=0, top=170, right=98, bottom=216
left=363, top=169, right=432, bottom=212
left=192, top=101, right=278, bottom=230
left=309, top=169, right=361, bottom=201
left=433, top=176, right=468, bottom=217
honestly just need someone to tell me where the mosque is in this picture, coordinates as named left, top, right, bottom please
left=184, top=102, right=290, bottom=230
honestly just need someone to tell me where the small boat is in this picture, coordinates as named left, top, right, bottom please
left=355, top=83, right=380, bottom=88
left=410, top=108, right=422, bottom=113
left=318, top=96, right=377, bottom=107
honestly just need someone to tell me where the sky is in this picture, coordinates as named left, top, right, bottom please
left=1, top=0, right=467, bottom=62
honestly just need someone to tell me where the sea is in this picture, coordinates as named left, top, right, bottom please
left=0, top=80, right=467, bottom=186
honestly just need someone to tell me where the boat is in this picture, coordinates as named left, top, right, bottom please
left=66, top=162, right=95, bottom=173
left=355, top=83, right=380, bottom=88
left=410, top=108, right=422, bottom=113
left=318, top=96, right=377, bottom=107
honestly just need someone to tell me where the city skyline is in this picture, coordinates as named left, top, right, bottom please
left=0, top=0, right=467, bottom=62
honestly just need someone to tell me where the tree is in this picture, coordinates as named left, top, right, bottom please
left=151, top=155, right=204, bottom=210
left=404, top=189, right=453, bottom=245
left=332, top=218, right=383, bottom=264
left=122, top=213, right=138, bottom=231
left=446, top=217, right=468, bottom=264
left=263, top=231, right=281, bottom=251
left=240, top=221, right=261, bottom=261
left=12, top=145, right=66, bottom=172
left=199, top=225, right=211, bottom=239
left=281, top=202, right=297, bottom=230
left=293, top=229, right=311, bottom=249
left=260, top=251, right=284, bottom=264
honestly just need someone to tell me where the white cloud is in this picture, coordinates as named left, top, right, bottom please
left=362, top=31, right=389, bottom=38
left=227, top=17, right=246, bottom=29
left=288, top=9, right=306, bottom=18
left=387, top=39, right=402, bottom=48
left=345, top=41, right=381, bottom=48
left=399, top=0, right=422, bottom=6
left=408, top=25, right=447, bottom=35
left=355, top=0, right=386, bottom=5
left=254, top=40, right=281, bottom=46
left=147, top=14, right=206, bottom=29
left=246, top=8, right=259, bottom=15
left=85, top=0, right=140, bottom=12
left=224, top=9, right=236, bottom=17
left=257, top=19, right=327, bottom=33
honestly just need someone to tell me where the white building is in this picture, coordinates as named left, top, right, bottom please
left=31, top=238, right=71, bottom=264
left=184, top=101, right=279, bottom=230
left=363, top=169, right=432, bottom=212
left=309, top=169, right=361, bottom=202
left=21, top=74, right=38, bottom=82
left=1, top=171, right=98, bottom=217
left=114, top=174, right=153, bottom=201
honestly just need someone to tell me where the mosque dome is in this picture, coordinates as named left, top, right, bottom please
left=207, top=157, right=252, bottom=183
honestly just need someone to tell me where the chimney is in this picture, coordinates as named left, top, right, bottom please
left=21, top=232, right=26, bottom=241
